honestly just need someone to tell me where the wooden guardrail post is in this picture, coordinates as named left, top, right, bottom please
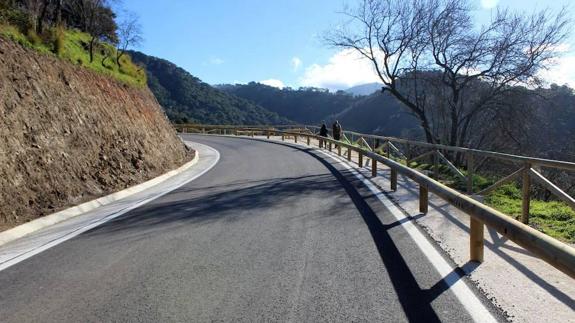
left=358, top=151, right=363, bottom=167
left=467, top=153, right=474, bottom=194
left=391, top=169, right=398, bottom=191
left=328, top=142, right=332, bottom=152
left=266, top=130, right=270, bottom=139
left=470, top=218, right=485, bottom=262
left=295, top=134, right=298, bottom=143
left=372, top=158, right=377, bottom=177
left=419, top=185, right=428, bottom=213
left=337, top=144, right=341, bottom=156
left=251, top=131, right=254, bottom=137
left=433, top=150, right=439, bottom=179
left=307, top=136, right=310, bottom=145
left=347, top=148, right=352, bottom=161
left=281, top=134, right=285, bottom=141
left=522, top=164, right=531, bottom=224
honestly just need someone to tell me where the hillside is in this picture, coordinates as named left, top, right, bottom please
left=333, top=92, right=421, bottom=137
left=217, top=83, right=356, bottom=124
left=219, top=82, right=421, bottom=136
left=129, top=51, right=290, bottom=125
left=0, top=37, right=192, bottom=229
left=345, top=83, right=383, bottom=96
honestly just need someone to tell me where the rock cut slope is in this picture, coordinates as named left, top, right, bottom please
left=0, top=37, right=192, bottom=230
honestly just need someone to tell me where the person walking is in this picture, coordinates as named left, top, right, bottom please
left=319, top=123, right=328, bottom=148
left=332, top=120, right=342, bottom=141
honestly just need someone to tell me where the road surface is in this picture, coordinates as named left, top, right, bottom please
left=0, top=135, right=501, bottom=322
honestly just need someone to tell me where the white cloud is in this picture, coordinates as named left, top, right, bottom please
left=260, top=79, right=285, bottom=88
left=208, top=57, right=224, bottom=65
left=538, top=54, right=575, bottom=88
left=480, top=0, right=498, bottom=9
left=299, top=49, right=382, bottom=91
left=291, top=57, right=302, bottom=71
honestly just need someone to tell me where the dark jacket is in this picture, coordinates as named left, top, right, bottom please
left=319, top=124, right=328, bottom=137
left=333, top=122, right=342, bottom=140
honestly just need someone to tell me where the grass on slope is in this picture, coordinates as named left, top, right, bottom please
left=406, top=160, right=575, bottom=243
left=0, top=24, right=146, bottom=86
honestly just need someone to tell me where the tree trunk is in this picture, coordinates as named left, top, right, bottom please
left=89, top=37, right=95, bottom=63
left=36, top=0, right=50, bottom=34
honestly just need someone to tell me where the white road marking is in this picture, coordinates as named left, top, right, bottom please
left=0, top=143, right=220, bottom=272
left=315, top=148, right=498, bottom=323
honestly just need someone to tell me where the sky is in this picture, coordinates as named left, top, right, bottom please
left=121, top=0, right=575, bottom=91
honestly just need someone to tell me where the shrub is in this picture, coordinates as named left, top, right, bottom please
left=53, top=26, right=65, bottom=56
left=26, top=27, right=41, bottom=46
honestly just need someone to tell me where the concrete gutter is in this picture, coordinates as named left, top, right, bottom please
left=0, top=151, right=199, bottom=247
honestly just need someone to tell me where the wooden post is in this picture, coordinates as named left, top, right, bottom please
left=281, top=134, right=285, bottom=141
left=337, top=145, right=341, bottom=156
left=358, top=151, right=363, bottom=167
left=295, top=135, right=298, bottom=143
left=522, top=165, right=531, bottom=224
left=433, top=150, right=439, bottom=179
left=470, top=217, right=484, bottom=262
left=419, top=185, right=428, bottom=214
left=467, top=153, right=474, bottom=194
left=347, top=148, right=352, bottom=161
left=391, top=169, right=397, bottom=191
left=307, top=136, right=310, bottom=145
left=328, top=142, right=332, bottom=152
left=267, top=131, right=270, bottom=139
left=372, top=158, right=377, bottom=177
left=251, top=131, right=254, bottom=137
left=386, top=141, right=390, bottom=158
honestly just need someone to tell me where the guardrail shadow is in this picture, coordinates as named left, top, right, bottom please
left=370, top=170, right=575, bottom=308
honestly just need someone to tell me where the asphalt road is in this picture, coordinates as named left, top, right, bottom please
left=0, top=135, right=500, bottom=322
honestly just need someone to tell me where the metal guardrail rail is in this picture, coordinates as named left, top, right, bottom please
left=176, top=124, right=575, bottom=279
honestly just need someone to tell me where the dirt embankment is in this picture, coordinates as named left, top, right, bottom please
left=0, top=37, right=193, bottom=230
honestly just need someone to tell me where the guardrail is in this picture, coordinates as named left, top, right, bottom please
left=175, top=124, right=575, bottom=226
left=177, top=125, right=575, bottom=279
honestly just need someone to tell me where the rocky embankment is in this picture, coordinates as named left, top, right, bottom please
left=0, top=37, right=192, bottom=230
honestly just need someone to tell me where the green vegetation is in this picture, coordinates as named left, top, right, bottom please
left=485, top=184, right=575, bottom=243
left=0, top=25, right=145, bottom=86
left=129, top=51, right=290, bottom=125
left=0, top=0, right=145, bottom=86
left=407, top=160, right=575, bottom=243
left=218, top=83, right=420, bottom=137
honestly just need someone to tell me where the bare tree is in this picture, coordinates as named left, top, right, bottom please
left=65, top=0, right=117, bottom=62
left=115, top=10, right=142, bottom=67
left=327, top=0, right=570, bottom=147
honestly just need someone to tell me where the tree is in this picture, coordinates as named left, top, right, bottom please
left=115, top=10, right=142, bottom=67
left=64, top=0, right=117, bottom=62
left=327, top=0, right=570, bottom=147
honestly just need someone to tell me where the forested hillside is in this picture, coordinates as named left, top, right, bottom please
left=129, top=51, right=290, bottom=125
left=217, top=83, right=356, bottom=124
left=218, top=82, right=421, bottom=136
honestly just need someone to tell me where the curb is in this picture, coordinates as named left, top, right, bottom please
left=0, top=149, right=199, bottom=247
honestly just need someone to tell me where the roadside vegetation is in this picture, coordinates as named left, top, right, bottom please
left=0, top=0, right=145, bottom=86
left=407, top=160, right=575, bottom=243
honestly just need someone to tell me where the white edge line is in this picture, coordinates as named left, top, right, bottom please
left=313, top=148, right=498, bottom=323
left=0, top=144, right=220, bottom=272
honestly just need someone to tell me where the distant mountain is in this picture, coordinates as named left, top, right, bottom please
left=128, top=51, right=290, bottom=125
left=333, top=92, right=421, bottom=137
left=345, top=83, right=384, bottom=96
left=217, top=82, right=356, bottom=124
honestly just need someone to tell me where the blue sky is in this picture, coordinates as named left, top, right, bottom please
left=121, top=0, right=575, bottom=90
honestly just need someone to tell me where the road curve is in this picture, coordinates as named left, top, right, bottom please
left=0, top=135, right=501, bottom=322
